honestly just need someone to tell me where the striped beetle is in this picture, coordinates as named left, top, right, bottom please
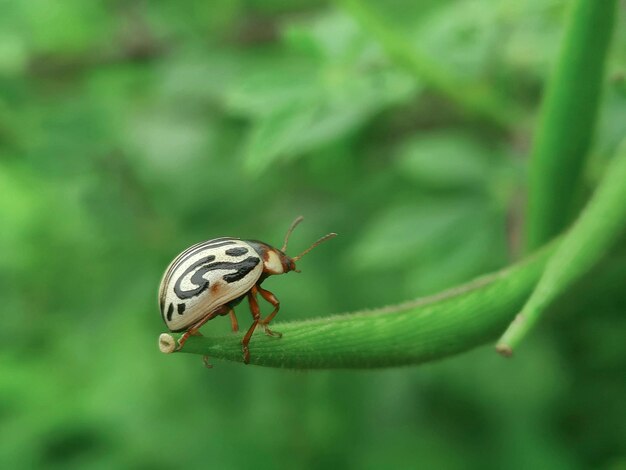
left=159, top=217, right=336, bottom=364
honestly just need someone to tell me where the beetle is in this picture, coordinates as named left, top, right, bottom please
left=158, top=216, right=336, bottom=364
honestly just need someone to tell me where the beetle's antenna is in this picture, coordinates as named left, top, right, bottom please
left=282, top=216, right=304, bottom=252
left=292, top=232, right=337, bottom=261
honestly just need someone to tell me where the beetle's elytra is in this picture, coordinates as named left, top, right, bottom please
left=158, top=216, right=336, bottom=364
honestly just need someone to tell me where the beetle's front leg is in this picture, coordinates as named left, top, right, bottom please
left=178, top=312, right=214, bottom=349
left=177, top=305, right=227, bottom=354
left=257, top=285, right=282, bottom=338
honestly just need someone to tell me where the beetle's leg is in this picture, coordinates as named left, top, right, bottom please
left=177, top=306, right=226, bottom=350
left=257, top=286, right=282, bottom=338
left=242, top=286, right=261, bottom=364
left=229, top=309, right=239, bottom=332
left=177, top=316, right=211, bottom=349
left=213, top=305, right=238, bottom=331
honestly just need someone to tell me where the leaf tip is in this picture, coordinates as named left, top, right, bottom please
left=159, top=333, right=177, bottom=354
left=495, top=343, right=513, bottom=357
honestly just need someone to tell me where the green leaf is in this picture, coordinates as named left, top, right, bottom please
left=229, top=10, right=417, bottom=174
left=348, top=199, right=487, bottom=271
left=243, top=103, right=318, bottom=174
left=224, top=59, right=320, bottom=117
left=283, top=9, right=380, bottom=64
left=413, top=0, right=501, bottom=81
left=18, top=0, right=113, bottom=54
left=338, top=0, right=518, bottom=128
left=396, top=132, right=494, bottom=189
left=526, top=0, right=619, bottom=249
left=243, top=68, right=416, bottom=174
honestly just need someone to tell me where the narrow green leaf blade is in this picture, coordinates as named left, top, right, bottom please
left=527, top=0, right=619, bottom=249
left=498, top=141, right=626, bottom=354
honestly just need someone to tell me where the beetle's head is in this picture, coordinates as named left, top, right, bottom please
left=262, top=249, right=297, bottom=275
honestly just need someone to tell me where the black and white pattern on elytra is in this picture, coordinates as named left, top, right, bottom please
left=163, top=238, right=238, bottom=288
left=159, top=238, right=264, bottom=330
left=165, top=302, right=186, bottom=322
left=173, top=255, right=261, bottom=300
left=225, top=247, right=249, bottom=257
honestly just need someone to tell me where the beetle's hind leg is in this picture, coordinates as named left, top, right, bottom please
left=257, top=285, right=282, bottom=338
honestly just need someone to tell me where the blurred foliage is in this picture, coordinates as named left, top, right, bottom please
left=0, top=0, right=625, bottom=468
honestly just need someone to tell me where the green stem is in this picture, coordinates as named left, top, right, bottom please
left=497, top=141, right=626, bottom=354
left=160, top=243, right=555, bottom=368
left=527, top=0, right=618, bottom=250
left=337, top=0, right=518, bottom=130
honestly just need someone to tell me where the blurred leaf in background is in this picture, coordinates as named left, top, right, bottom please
left=0, top=0, right=625, bottom=468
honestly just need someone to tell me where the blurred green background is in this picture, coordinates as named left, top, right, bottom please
left=1, top=0, right=625, bottom=468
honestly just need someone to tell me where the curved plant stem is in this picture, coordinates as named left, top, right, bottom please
left=497, top=141, right=626, bottom=355
left=527, top=0, right=618, bottom=250
left=160, top=243, right=555, bottom=368
left=338, top=0, right=518, bottom=130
